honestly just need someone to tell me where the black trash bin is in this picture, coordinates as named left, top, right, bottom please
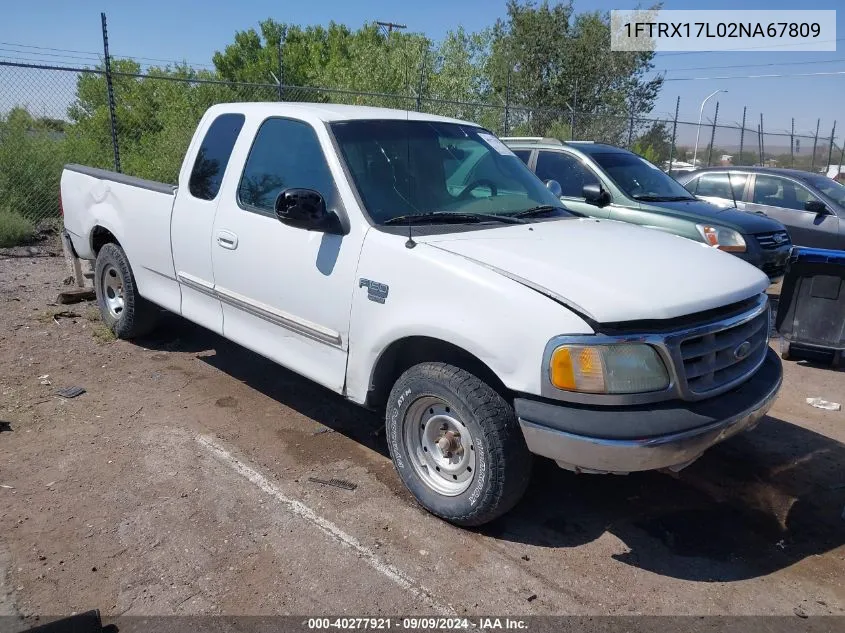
left=775, top=247, right=845, bottom=366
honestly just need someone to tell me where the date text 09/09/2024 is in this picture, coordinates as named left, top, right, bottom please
left=624, top=22, right=821, bottom=38
left=306, top=618, right=529, bottom=630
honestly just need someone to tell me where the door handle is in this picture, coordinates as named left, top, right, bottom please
left=216, top=230, right=238, bottom=250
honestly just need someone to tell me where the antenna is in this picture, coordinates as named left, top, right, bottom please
left=727, top=171, right=738, bottom=208
left=405, top=218, right=416, bottom=248
left=405, top=110, right=416, bottom=248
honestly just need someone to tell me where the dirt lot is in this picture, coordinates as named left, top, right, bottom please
left=1, top=244, right=844, bottom=620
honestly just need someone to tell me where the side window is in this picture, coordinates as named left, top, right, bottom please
left=189, top=113, right=246, bottom=201
left=695, top=173, right=731, bottom=198
left=752, top=175, right=817, bottom=211
left=535, top=151, right=598, bottom=198
left=238, top=118, right=337, bottom=213
left=694, top=172, right=746, bottom=199
left=792, top=182, right=821, bottom=210
left=511, top=149, right=531, bottom=165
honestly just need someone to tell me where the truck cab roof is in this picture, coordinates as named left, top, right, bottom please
left=205, top=102, right=475, bottom=126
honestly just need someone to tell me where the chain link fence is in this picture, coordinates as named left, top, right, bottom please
left=1, top=59, right=842, bottom=245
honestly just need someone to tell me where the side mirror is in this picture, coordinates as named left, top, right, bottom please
left=544, top=179, right=563, bottom=198
left=804, top=199, right=828, bottom=215
left=583, top=183, right=610, bottom=207
left=274, top=188, right=345, bottom=234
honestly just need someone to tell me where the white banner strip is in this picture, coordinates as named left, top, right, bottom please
left=611, top=10, right=837, bottom=52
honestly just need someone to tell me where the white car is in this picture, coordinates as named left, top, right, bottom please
left=60, top=102, right=782, bottom=526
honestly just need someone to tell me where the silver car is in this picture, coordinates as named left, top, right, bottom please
left=678, top=167, right=845, bottom=250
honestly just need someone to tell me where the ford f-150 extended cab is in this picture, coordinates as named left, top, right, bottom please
left=61, top=103, right=783, bottom=527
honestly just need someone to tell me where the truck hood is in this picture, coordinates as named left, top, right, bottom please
left=645, top=198, right=784, bottom=234
left=420, top=217, right=769, bottom=323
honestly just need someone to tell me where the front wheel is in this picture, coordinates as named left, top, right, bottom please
left=385, top=363, right=532, bottom=527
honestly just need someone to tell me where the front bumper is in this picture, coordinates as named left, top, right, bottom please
left=515, top=348, right=783, bottom=474
left=737, top=242, right=792, bottom=281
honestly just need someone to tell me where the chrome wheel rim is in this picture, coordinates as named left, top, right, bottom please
left=101, top=264, right=125, bottom=319
left=404, top=396, right=476, bottom=496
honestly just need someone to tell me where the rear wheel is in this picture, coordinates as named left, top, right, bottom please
left=94, top=243, right=158, bottom=339
left=385, top=362, right=532, bottom=527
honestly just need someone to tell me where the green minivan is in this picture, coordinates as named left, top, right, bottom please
left=502, top=137, right=792, bottom=280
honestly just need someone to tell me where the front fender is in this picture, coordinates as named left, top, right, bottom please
left=345, top=231, right=594, bottom=404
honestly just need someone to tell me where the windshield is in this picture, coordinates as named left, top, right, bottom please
left=591, top=152, right=695, bottom=201
left=803, top=175, right=845, bottom=206
left=330, top=120, right=566, bottom=224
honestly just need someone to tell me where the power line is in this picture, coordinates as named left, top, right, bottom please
left=0, top=40, right=215, bottom=69
left=0, top=46, right=100, bottom=62
left=0, top=41, right=102, bottom=56
left=662, top=69, right=845, bottom=81
left=657, top=57, right=845, bottom=72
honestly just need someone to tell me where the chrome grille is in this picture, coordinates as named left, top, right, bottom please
left=755, top=231, right=791, bottom=250
left=679, top=307, right=769, bottom=395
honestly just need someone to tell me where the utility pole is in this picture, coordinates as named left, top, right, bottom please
left=376, top=21, right=407, bottom=36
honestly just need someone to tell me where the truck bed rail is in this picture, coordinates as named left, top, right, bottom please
left=64, top=164, right=176, bottom=195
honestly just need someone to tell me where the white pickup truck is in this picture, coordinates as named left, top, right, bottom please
left=61, top=102, right=782, bottom=526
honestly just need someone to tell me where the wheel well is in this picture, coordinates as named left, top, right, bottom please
left=367, top=336, right=511, bottom=410
left=91, top=226, right=119, bottom=255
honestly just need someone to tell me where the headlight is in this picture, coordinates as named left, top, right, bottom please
left=695, top=224, right=746, bottom=252
left=549, top=344, right=669, bottom=394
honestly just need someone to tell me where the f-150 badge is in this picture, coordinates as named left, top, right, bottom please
left=359, top=278, right=389, bottom=304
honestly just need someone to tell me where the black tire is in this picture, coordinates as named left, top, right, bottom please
left=94, top=243, right=158, bottom=339
left=385, top=362, right=532, bottom=527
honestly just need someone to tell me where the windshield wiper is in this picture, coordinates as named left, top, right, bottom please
left=632, top=195, right=695, bottom=202
left=383, top=212, right=525, bottom=226
left=513, top=205, right=573, bottom=218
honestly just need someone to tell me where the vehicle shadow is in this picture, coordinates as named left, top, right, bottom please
left=136, top=313, right=387, bottom=453
left=485, top=415, right=845, bottom=582
left=137, top=314, right=844, bottom=583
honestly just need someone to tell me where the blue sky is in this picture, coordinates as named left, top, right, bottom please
left=1, top=0, right=842, bottom=142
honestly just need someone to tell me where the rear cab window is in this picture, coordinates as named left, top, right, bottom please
left=188, top=113, right=246, bottom=201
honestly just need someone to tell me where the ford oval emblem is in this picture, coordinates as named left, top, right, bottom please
left=733, top=340, right=752, bottom=360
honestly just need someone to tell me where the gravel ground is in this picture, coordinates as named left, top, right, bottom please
left=0, top=245, right=843, bottom=622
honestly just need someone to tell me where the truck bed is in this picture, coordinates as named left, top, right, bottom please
left=61, top=164, right=181, bottom=313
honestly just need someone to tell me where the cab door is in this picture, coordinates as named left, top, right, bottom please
left=171, top=112, right=245, bottom=334
left=746, top=173, right=840, bottom=249
left=209, top=116, right=365, bottom=393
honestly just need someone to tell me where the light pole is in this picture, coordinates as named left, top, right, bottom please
left=693, top=89, right=726, bottom=167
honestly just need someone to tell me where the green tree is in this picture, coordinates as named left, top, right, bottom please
left=0, top=107, right=65, bottom=222
left=487, top=0, right=663, bottom=141
left=64, top=60, right=257, bottom=184
left=631, top=121, right=672, bottom=165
